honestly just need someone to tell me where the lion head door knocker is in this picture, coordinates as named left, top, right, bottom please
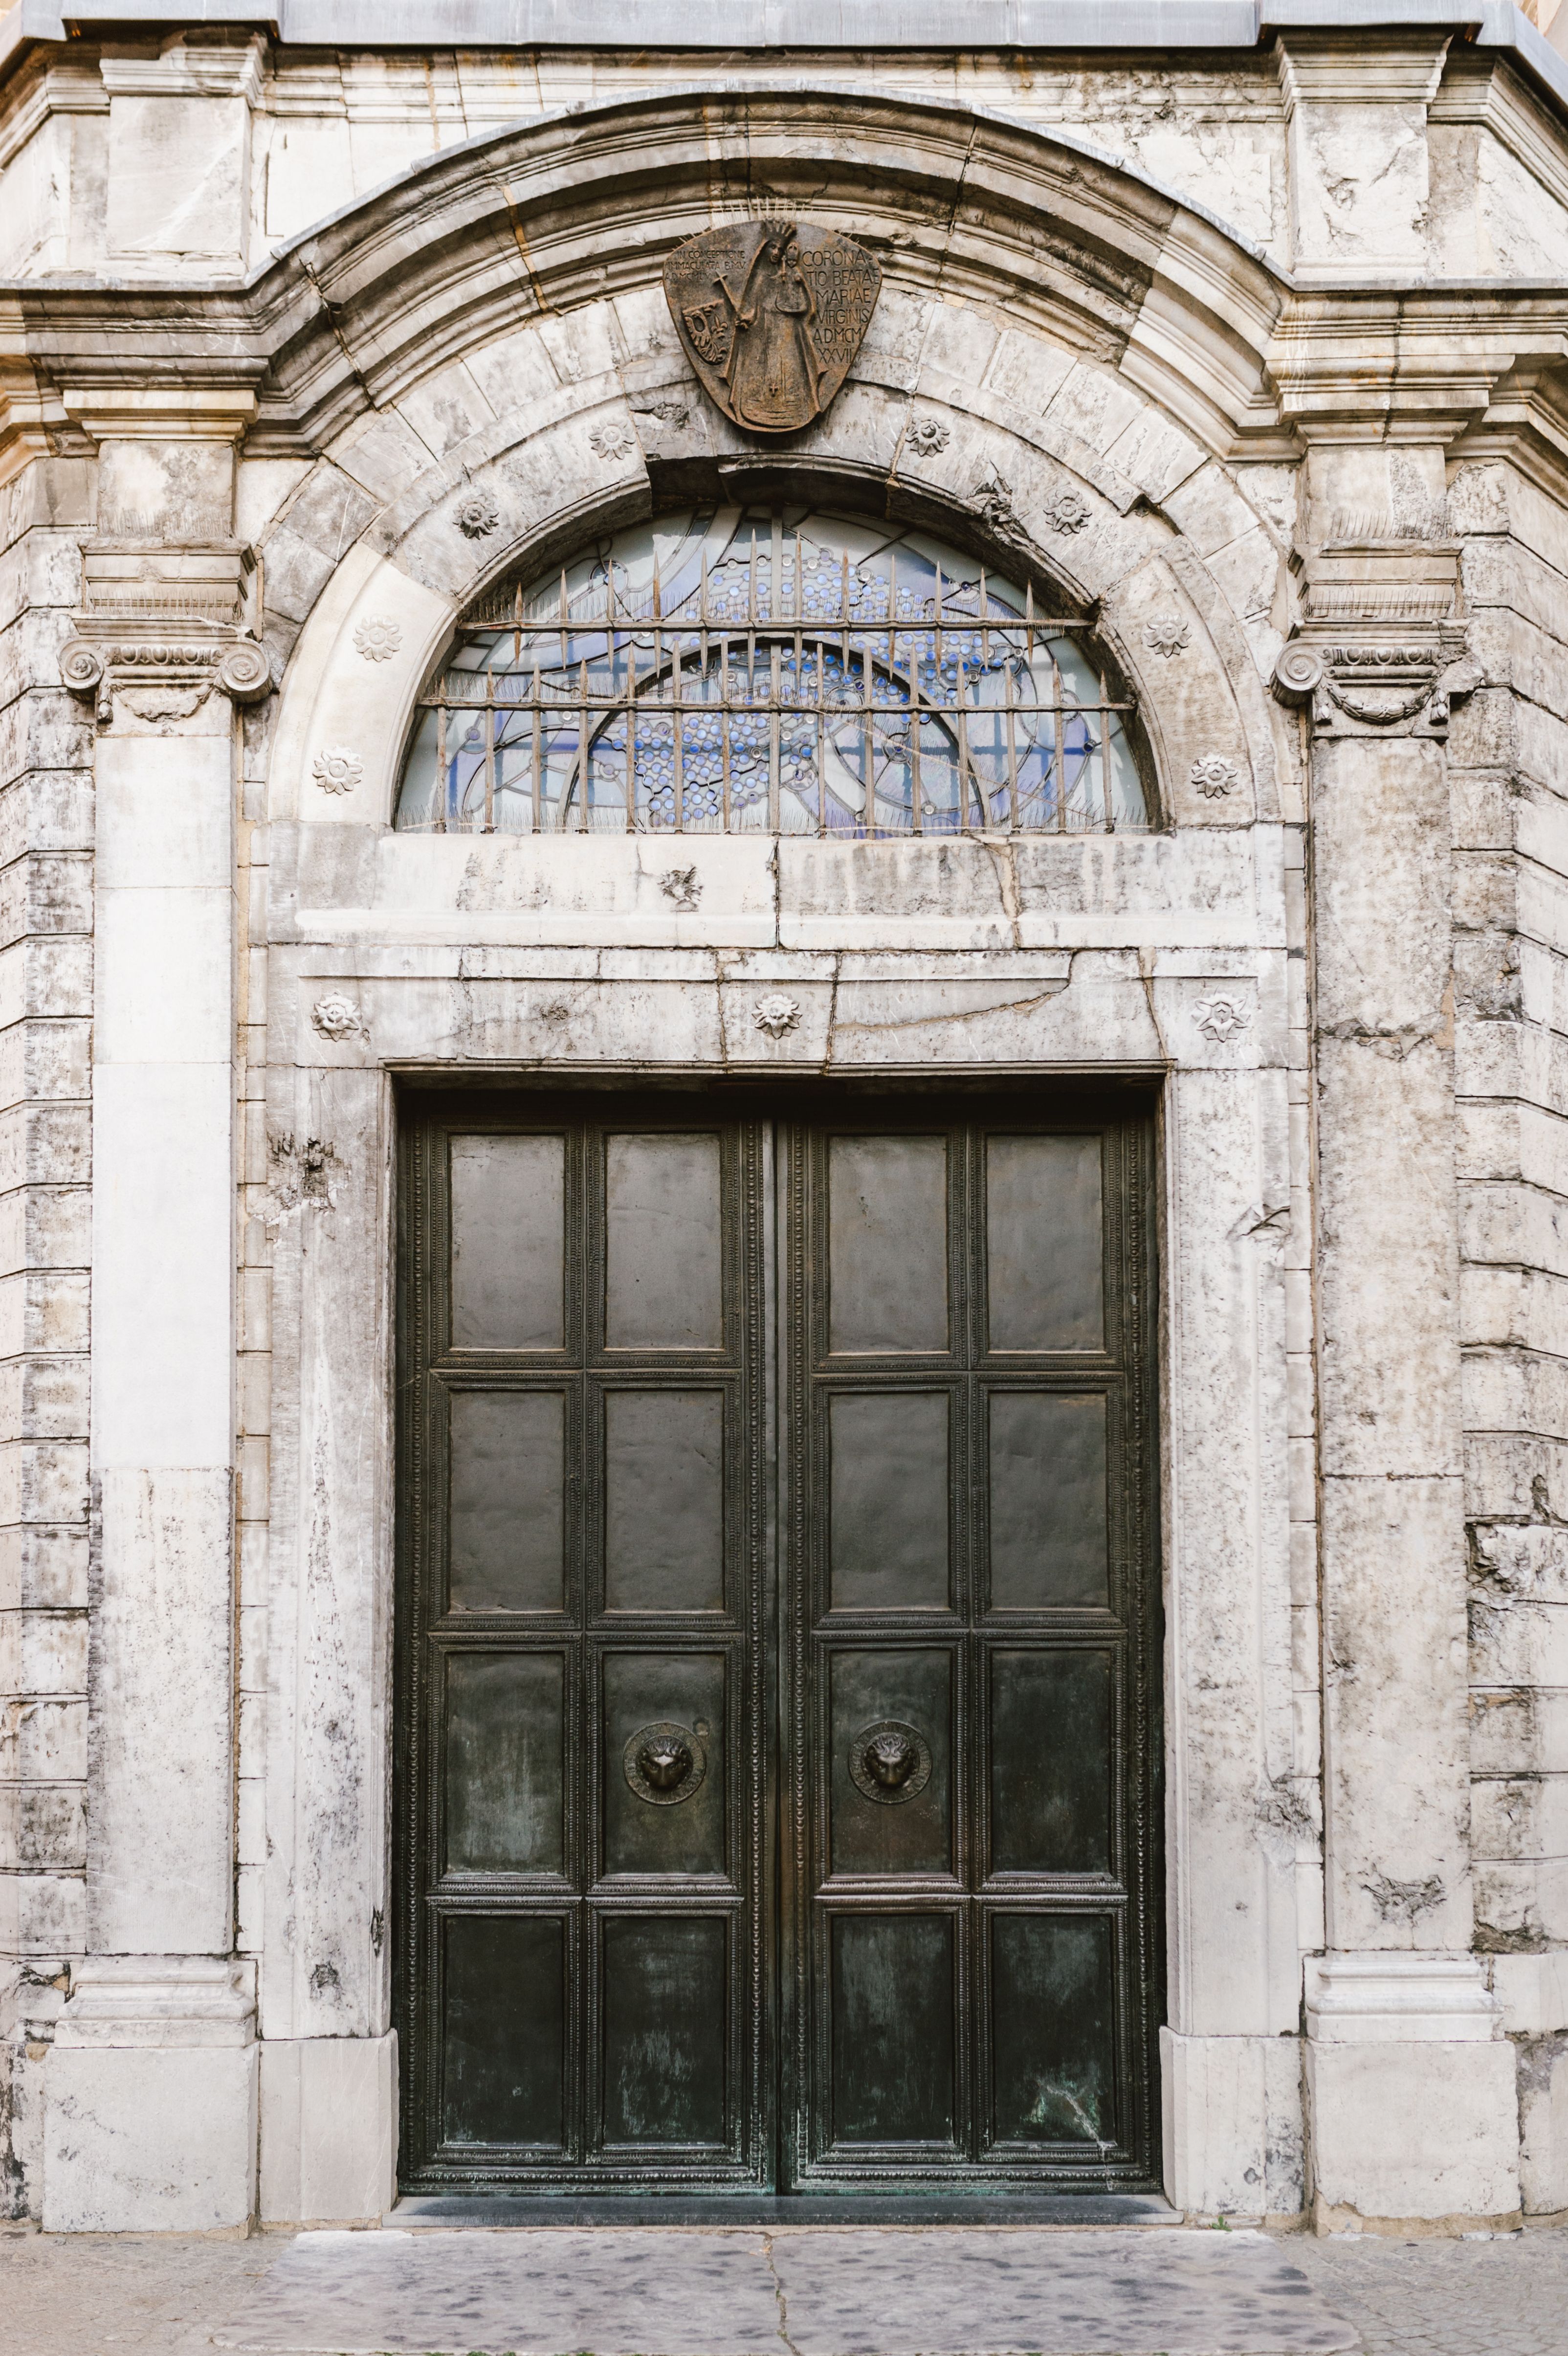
left=663, top=220, right=881, bottom=436
left=849, top=1719, right=932, bottom=1807
left=624, top=1720, right=707, bottom=1806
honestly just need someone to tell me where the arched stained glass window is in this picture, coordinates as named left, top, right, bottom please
left=394, top=507, right=1152, bottom=837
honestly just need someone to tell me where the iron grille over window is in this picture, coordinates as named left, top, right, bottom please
left=394, top=507, right=1151, bottom=838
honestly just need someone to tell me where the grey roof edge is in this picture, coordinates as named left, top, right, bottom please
left=2, top=2, right=1566, bottom=122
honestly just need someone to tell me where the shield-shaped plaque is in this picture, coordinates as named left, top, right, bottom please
left=663, top=221, right=881, bottom=436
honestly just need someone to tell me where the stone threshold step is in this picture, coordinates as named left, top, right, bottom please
left=387, top=2192, right=1180, bottom=2227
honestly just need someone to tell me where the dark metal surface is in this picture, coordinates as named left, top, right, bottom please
left=396, top=1088, right=1161, bottom=2195
left=779, top=1102, right=1163, bottom=2191
left=387, top=2191, right=1180, bottom=2226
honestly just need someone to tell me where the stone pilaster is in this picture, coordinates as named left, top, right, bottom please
left=40, top=385, right=269, bottom=2231
left=1277, top=448, right=1520, bottom=2225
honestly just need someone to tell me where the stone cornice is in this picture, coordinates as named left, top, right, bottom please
left=1, top=88, right=1566, bottom=485
left=0, top=86, right=1284, bottom=467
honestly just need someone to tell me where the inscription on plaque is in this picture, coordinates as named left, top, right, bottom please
left=663, top=221, right=881, bottom=436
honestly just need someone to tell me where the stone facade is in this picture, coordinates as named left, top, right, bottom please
left=0, top=0, right=1567, bottom=2230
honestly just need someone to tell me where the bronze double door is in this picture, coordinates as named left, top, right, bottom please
left=396, top=1090, right=1161, bottom=2194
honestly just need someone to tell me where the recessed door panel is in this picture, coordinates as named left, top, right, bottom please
left=829, top=1648, right=952, bottom=1879
left=448, top=1390, right=566, bottom=1612
left=605, top=1133, right=723, bottom=1349
left=988, top=1912, right=1117, bottom=2148
left=987, top=1391, right=1108, bottom=1610
left=989, top=1650, right=1113, bottom=1876
left=830, top=1913, right=957, bottom=2146
left=829, top=1391, right=950, bottom=1610
left=985, top=1134, right=1104, bottom=1351
left=601, top=1915, right=729, bottom=2147
left=828, top=1135, right=948, bottom=1353
left=604, top=1389, right=725, bottom=1612
left=450, top=1133, right=566, bottom=1351
left=443, top=1650, right=565, bottom=1875
left=442, top=1914, right=566, bottom=2149
left=602, top=1651, right=727, bottom=1878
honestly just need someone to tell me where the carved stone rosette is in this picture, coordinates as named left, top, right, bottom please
left=59, top=539, right=272, bottom=724
left=1270, top=536, right=1479, bottom=739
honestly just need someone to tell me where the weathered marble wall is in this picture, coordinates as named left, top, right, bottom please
left=1450, top=457, right=1568, bottom=2217
left=0, top=455, right=92, bottom=2212
left=0, top=31, right=1567, bottom=286
left=0, top=27, right=1565, bottom=2232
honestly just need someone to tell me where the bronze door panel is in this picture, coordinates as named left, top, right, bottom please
left=781, top=1105, right=1160, bottom=2190
left=398, top=1103, right=767, bottom=2190
left=398, top=1090, right=1159, bottom=2193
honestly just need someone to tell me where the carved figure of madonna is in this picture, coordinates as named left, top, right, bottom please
left=723, top=223, right=824, bottom=432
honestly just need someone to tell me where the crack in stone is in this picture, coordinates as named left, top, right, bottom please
left=762, top=2231, right=804, bottom=2356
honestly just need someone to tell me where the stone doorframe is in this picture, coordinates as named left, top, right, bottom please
left=34, top=86, right=1521, bottom=2229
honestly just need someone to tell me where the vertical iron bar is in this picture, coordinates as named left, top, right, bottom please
left=435, top=695, right=448, bottom=833
left=577, top=649, right=589, bottom=832
left=768, top=636, right=781, bottom=834
left=1052, top=645, right=1066, bottom=833
left=530, top=669, right=543, bottom=836
left=483, top=691, right=495, bottom=833
left=817, top=608, right=827, bottom=838
left=1100, top=666, right=1115, bottom=834
left=674, top=620, right=685, bottom=835
left=1004, top=639, right=1019, bottom=835
left=858, top=554, right=873, bottom=839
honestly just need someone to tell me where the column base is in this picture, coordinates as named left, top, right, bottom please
left=1159, top=2027, right=1305, bottom=2220
left=259, top=2032, right=398, bottom=2224
left=42, top=1958, right=257, bottom=2232
left=1304, top=1956, right=1520, bottom=2228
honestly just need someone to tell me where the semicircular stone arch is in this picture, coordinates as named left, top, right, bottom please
left=260, top=304, right=1294, bottom=845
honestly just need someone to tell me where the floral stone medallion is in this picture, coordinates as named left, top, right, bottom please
left=664, top=220, right=880, bottom=435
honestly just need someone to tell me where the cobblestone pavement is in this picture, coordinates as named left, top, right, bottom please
left=0, top=2220, right=1565, bottom=2356
left=1287, top=2229, right=1568, bottom=2356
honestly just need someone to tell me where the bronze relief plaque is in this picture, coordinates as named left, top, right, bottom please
left=663, top=221, right=881, bottom=436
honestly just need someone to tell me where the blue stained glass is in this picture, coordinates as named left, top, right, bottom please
left=395, top=506, right=1149, bottom=837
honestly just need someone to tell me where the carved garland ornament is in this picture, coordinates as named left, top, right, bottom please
left=1272, top=640, right=1482, bottom=738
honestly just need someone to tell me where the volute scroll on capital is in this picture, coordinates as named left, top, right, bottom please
left=58, top=537, right=274, bottom=726
left=1269, top=532, right=1479, bottom=740
left=1270, top=637, right=1481, bottom=739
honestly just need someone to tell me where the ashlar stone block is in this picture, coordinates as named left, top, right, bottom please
left=258, top=2032, right=397, bottom=2224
